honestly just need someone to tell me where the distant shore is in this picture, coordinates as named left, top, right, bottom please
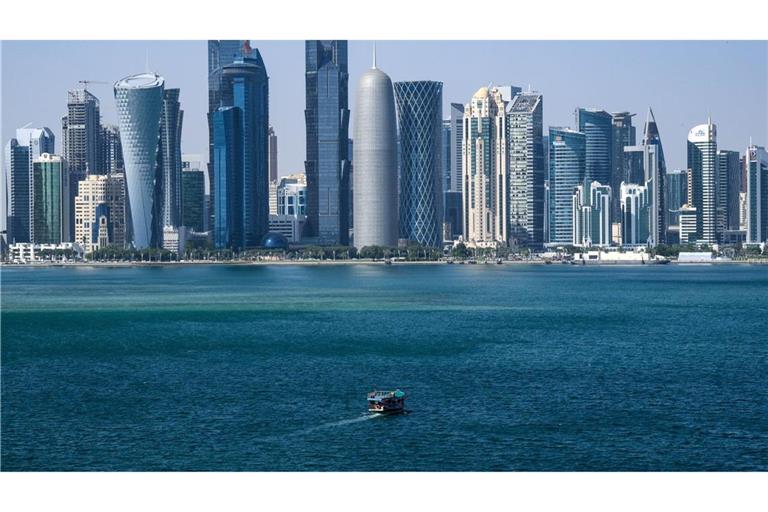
left=3, top=259, right=767, bottom=268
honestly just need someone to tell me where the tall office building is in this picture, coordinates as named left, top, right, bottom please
left=208, top=40, right=248, bottom=231
left=716, top=149, right=741, bottom=234
left=679, top=204, right=698, bottom=244
left=441, top=119, right=451, bottom=193
left=114, top=73, right=165, bottom=249
left=443, top=102, right=465, bottom=240
left=268, top=126, right=278, bottom=182
left=32, top=153, right=70, bottom=244
left=623, top=142, right=663, bottom=246
left=394, top=80, right=444, bottom=248
left=620, top=182, right=650, bottom=246
left=507, top=92, right=544, bottom=247
left=687, top=118, right=717, bottom=244
left=304, top=40, right=351, bottom=245
left=158, top=88, right=184, bottom=231
left=99, top=124, right=124, bottom=174
left=212, top=106, right=243, bottom=249
left=666, top=169, right=688, bottom=228
left=641, top=108, right=667, bottom=245
left=746, top=145, right=768, bottom=244
left=548, top=127, right=585, bottom=245
left=181, top=167, right=205, bottom=233
left=610, top=112, right=636, bottom=219
left=576, top=108, right=612, bottom=186
left=352, top=52, right=398, bottom=249
left=218, top=50, right=270, bottom=248
left=4, top=127, right=55, bottom=243
left=74, top=173, right=126, bottom=253
left=572, top=180, right=611, bottom=247
left=448, top=102, right=464, bottom=193
left=62, top=88, right=101, bottom=174
left=462, top=86, right=508, bottom=246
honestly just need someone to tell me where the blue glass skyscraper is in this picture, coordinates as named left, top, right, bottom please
left=548, top=127, right=586, bottom=244
left=576, top=108, right=612, bottom=186
left=218, top=50, right=270, bottom=248
left=213, top=107, right=243, bottom=249
left=304, top=41, right=351, bottom=246
left=394, top=81, right=444, bottom=248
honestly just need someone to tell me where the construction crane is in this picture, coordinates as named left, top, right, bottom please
left=78, top=80, right=109, bottom=91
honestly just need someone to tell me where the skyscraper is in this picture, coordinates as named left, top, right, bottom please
left=572, top=180, right=611, bottom=247
left=4, top=127, right=55, bottom=243
left=448, top=102, right=464, bottom=193
left=99, top=124, right=124, bottom=174
left=623, top=142, right=663, bottom=246
left=208, top=40, right=248, bottom=232
left=620, top=182, right=650, bottom=246
left=548, top=127, right=585, bottom=245
left=687, top=118, right=717, bottom=244
left=394, top=80, right=444, bottom=248
left=268, top=126, right=278, bottom=182
left=158, top=88, right=184, bottom=231
left=212, top=106, right=243, bottom=249
left=352, top=51, right=398, bottom=249
left=507, top=91, right=544, bottom=247
left=665, top=169, right=688, bottom=229
left=181, top=166, right=205, bottom=233
left=304, top=40, right=351, bottom=245
left=219, top=51, right=270, bottom=248
left=576, top=108, right=612, bottom=186
left=443, top=102, right=465, bottom=240
left=32, top=153, right=69, bottom=244
left=114, top=73, right=165, bottom=249
left=641, top=108, right=667, bottom=245
left=74, top=173, right=126, bottom=253
left=462, top=86, right=508, bottom=246
left=716, top=149, right=741, bottom=235
left=441, top=119, right=451, bottom=193
left=62, top=88, right=101, bottom=174
left=746, top=145, right=768, bottom=244
left=610, top=112, right=636, bottom=219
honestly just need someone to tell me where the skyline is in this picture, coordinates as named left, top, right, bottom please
left=2, top=40, right=767, bottom=179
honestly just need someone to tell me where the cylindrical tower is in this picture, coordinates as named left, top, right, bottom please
left=114, top=73, right=164, bottom=249
left=352, top=64, right=398, bottom=249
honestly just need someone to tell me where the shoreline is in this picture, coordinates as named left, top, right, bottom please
left=2, top=259, right=767, bottom=268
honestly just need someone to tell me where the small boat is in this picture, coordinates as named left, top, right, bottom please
left=367, top=389, right=406, bottom=414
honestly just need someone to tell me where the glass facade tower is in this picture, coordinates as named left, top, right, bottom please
left=394, top=80, right=444, bottom=248
left=548, top=127, right=586, bottom=244
left=687, top=119, right=717, bottom=244
left=576, top=109, right=612, bottom=186
left=32, top=153, right=69, bottom=244
left=157, top=88, right=184, bottom=231
left=304, top=40, right=351, bottom=245
left=213, top=106, right=243, bottom=249
left=746, top=145, right=768, bottom=243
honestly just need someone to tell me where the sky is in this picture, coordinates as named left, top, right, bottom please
left=2, top=40, right=767, bottom=177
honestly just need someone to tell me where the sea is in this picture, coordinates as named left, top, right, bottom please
left=1, top=263, right=766, bottom=471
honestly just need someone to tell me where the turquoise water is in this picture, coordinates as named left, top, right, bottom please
left=2, top=264, right=767, bottom=471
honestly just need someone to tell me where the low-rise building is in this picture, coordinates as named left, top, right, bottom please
left=8, top=242, right=84, bottom=263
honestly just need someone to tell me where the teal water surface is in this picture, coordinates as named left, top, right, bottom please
left=2, top=264, right=767, bottom=470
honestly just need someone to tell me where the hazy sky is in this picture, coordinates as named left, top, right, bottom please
left=2, top=40, right=766, bottom=176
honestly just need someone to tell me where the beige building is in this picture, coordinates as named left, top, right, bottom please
left=74, top=173, right=126, bottom=253
left=462, top=86, right=508, bottom=247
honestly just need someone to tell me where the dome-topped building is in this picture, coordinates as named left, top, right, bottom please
left=352, top=45, right=398, bottom=249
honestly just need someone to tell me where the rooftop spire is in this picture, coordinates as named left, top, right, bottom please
left=372, top=41, right=377, bottom=69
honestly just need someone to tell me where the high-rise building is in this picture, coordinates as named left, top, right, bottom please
left=158, top=88, right=184, bottom=232
left=687, top=118, right=717, bottom=244
left=462, top=86, right=508, bottom=246
left=679, top=204, right=698, bottom=244
left=716, top=149, right=741, bottom=234
left=352, top=53, right=398, bottom=249
left=62, top=89, right=101, bottom=174
left=208, top=40, right=248, bottom=232
left=548, top=127, right=585, bottom=245
left=32, top=153, right=69, bottom=244
left=620, top=182, right=650, bottom=246
left=99, top=124, right=124, bottom=174
left=268, top=126, right=278, bottom=182
left=623, top=142, right=664, bottom=246
left=304, top=41, right=351, bottom=246
left=507, top=92, right=544, bottom=247
left=4, top=127, right=55, bottom=243
left=394, top=80, right=444, bottom=248
left=665, top=169, right=688, bottom=228
left=576, top=108, right=612, bottom=186
left=218, top=52, right=270, bottom=248
left=74, top=173, right=126, bottom=253
left=181, top=167, right=205, bottom=233
left=448, top=102, right=464, bottom=193
left=441, top=119, right=451, bottom=193
left=746, top=145, right=768, bottom=244
left=610, top=112, right=636, bottom=219
left=277, top=173, right=307, bottom=217
left=114, top=73, right=165, bottom=249
left=572, top=180, right=611, bottom=247
left=212, top=106, right=243, bottom=249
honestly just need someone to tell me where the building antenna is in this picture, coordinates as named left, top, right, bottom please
left=372, top=41, right=377, bottom=69
left=145, top=49, right=150, bottom=74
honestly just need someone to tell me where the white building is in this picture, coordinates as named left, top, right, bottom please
left=687, top=119, right=717, bottom=244
left=268, top=214, right=304, bottom=243
left=9, top=242, right=84, bottom=263
left=679, top=204, right=698, bottom=244
left=162, top=225, right=188, bottom=254
left=573, top=181, right=611, bottom=247
left=74, top=173, right=126, bottom=254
